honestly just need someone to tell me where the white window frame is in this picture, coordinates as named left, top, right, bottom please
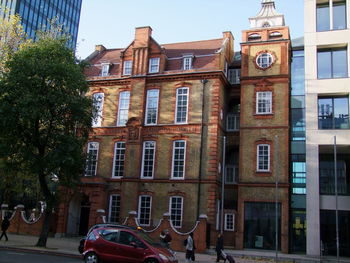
left=257, top=144, right=270, bottom=172
left=85, top=142, right=99, bottom=176
left=123, top=60, right=132, bottom=75
left=101, top=63, right=110, bottom=77
left=141, top=141, right=156, bottom=179
left=117, top=91, right=130, bottom=127
left=108, top=194, right=121, bottom=223
left=224, top=213, right=235, bottom=231
left=256, top=91, right=272, bottom=114
left=183, top=56, right=192, bottom=70
left=171, top=140, right=186, bottom=179
left=148, top=58, right=160, bottom=73
left=138, top=195, right=152, bottom=226
left=92, top=93, right=104, bottom=127
left=112, top=142, right=126, bottom=178
left=169, top=196, right=183, bottom=228
left=226, top=113, right=240, bottom=131
left=175, top=87, right=189, bottom=124
left=256, top=53, right=274, bottom=69
left=225, top=165, right=238, bottom=184
left=228, top=69, right=240, bottom=84
left=145, top=89, right=159, bottom=125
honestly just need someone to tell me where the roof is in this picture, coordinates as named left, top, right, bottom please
left=85, top=37, right=226, bottom=78
left=162, top=38, right=223, bottom=58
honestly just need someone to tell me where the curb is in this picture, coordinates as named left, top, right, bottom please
left=0, top=245, right=82, bottom=259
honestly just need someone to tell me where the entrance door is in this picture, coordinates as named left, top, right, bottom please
left=79, top=196, right=91, bottom=236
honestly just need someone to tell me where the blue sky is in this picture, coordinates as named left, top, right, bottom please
left=76, top=0, right=304, bottom=59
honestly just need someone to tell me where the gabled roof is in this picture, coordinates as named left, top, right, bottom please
left=162, top=38, right=224, bottom=58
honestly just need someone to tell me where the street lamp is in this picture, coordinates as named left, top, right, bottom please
left=221, top=136, right=226, bottom=234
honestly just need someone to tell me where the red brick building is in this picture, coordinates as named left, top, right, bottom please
left=235, top=0, right=291, bottom=252
left=55, top=26, right=236, bottom=246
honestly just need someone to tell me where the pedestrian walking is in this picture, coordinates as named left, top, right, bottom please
left=163, top=229, right=172, bottom=249
left=185, top=232, right=196, bottom=262
left=0, top=216, right=10, bottom=241
left=215, top=233, right=224, bottom=262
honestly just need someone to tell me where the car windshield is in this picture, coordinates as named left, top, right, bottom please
left=134, top=230, right=162, bottom=247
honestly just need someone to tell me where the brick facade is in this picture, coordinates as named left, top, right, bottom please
left=55, top=27, right=235, bottom=248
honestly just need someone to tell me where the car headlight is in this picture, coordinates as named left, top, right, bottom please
left=159, top=253, right=169, bottom=261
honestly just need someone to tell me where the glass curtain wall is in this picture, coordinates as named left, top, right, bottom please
left=290, top=48, right=306, bottom=253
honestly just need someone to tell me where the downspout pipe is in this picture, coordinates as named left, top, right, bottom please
left=197, top=79, right=208, bottom=219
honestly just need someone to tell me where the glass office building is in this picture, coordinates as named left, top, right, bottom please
left=0, top=0, right=82, bottom=48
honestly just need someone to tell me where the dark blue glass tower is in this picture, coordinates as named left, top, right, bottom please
left=0, top=0, right=82, bottom=49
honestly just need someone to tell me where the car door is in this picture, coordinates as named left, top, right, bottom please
left=97, top=229, right=120, bottom=262
left=116, top=230, right=149, bottom=263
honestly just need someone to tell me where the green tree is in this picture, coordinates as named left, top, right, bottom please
left=0, top=36, right=92, bottom=247
left=0, top=8, right=30, bottom=74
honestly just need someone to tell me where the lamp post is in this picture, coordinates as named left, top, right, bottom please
left=274, top=135, right=279, bottom=262
left=333, top=136, right=339, bottom=262
left=221, top=136, right=226, bottom=234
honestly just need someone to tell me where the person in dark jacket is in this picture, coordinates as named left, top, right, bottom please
left=215, top=233, right=224, bottom=262
left=0, top=216, right=10, bottom=241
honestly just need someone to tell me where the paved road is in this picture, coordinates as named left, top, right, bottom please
left=0, top=249, right=82, bottom=263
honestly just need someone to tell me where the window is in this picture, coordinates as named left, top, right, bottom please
left=112, top=142, right=126, bottom=178
left=248, top=33, right=261, bottom=41
left=145, top=89, right=159, bottom=125
left=228, top=69, right=240, bottom=84
left=175, top=87, right=189, bottom=124
left=318, top=97, right=349, bottom=129
left=92, top=93, right=104, bottom=127
left=333, top=1, right=347, bottom=30
left=172, top=140, right=186, bottom=179
left=224, top=213, right=234, bottom=231
left=138, top=195, right=152, bottom=226
left=183, top=56, right=192, bottom=70
left=169, top=196, right=183, bottom=228
left=244, top=202, right=281, bottom=250
left=317, top=48, right=348, bottom=79
left=85, top=142, right=99, bottom=176
left=117, top=91, right=130, bottom=126
left=319, top=152, right=350, bottom=195
left=226, top=114, right=240, bottom=131
left=108, top=194, right=121, bottom=223
left=141, top=141, right=156, bottom=179
left=257, top=144, right=270, bottom=172
left=101, top=63, right=110, bottom=77
left=317, top=1, right=346, bottom=32
left=225, top=165, right=238, bottom=184
left=149, top=58, right=160, bottom=73
left=256, top=91, right=272, bottom=114
left=256, top=52, right=273, bottom=69
left=317, top=2, right=330, bottom=31
left=123, top=60, right=132, bottom=75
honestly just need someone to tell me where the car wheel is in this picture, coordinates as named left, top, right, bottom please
left=145, top=259, right=158, bottom=263
left=85, top=252, right=99, bottom=263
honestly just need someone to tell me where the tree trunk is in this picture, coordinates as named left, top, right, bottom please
left=36, top=207, right=52, bottom=247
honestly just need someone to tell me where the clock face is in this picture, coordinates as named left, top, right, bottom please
left=255, top=52, right=274, bottom=69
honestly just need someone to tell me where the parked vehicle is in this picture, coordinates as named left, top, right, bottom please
left=78, top=223, right=134, bottom=254
left=82, top=226, right=178, bottom=263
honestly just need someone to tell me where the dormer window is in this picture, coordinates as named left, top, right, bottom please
left=248, top=33, right=261, bottom=41
left=183, top=56, right=193, bottom=70
left=101, top=63, right=110, bottom=77
left=149, top=58, right=160, bottom=73
left=123, top=60, right=132, bottom=75
left=269, top=31, right=283, bottom=38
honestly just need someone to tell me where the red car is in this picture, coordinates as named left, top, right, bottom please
left=83, top=226, right=178, bottom=263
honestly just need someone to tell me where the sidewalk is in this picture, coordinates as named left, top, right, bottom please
left=0, top=233, right=349, bottom=263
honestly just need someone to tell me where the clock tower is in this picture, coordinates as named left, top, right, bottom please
left=236, top=0, right=291, bottom=252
